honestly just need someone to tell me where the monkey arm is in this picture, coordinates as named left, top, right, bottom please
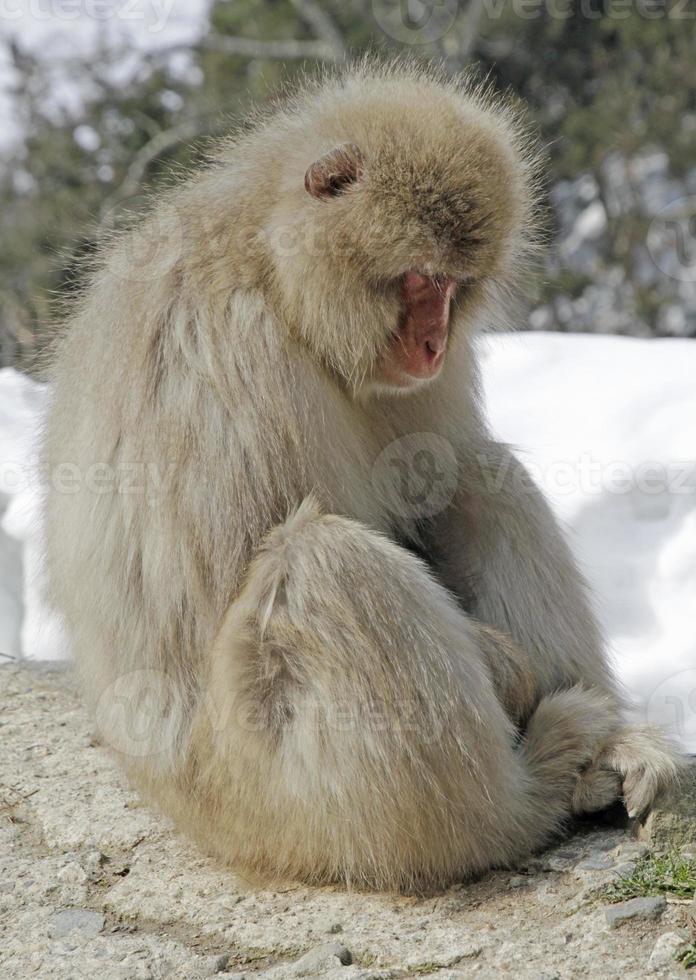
left=432, top=441, right=681, bottom=814
left=470, top=622, right=538, bottom=726
left=428, top=440, right=622, bottom=706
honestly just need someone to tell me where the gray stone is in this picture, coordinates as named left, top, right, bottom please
left=81, top=849, right=108, bottom=880
left=576, top=853, right=615, bottom=871
left=604, top=897, right=667, bottom=930
left=537, top=854, right=576, bottom=872
left=648, top=932, right=688, bottom=971
left=584, top=831, right=625, bottom=853
left=50, top=908, right=106, bottom=938
left=615, top=842, right=649, bottom=861
left=638, top=761, right=696, bottom=850
left=611, top=861, right=637, bottom=879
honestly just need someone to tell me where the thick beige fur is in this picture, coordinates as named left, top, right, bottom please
left=43, top=61, right=679, bottom=892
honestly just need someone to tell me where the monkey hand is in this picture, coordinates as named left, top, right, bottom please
left=571, top=725, right=683, bottom=818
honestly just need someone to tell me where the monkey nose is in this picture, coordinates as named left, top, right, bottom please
left=425, top=334, right=446, bottom=356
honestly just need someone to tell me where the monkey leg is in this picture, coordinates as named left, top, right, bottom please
left=187, top=498, right=625, bottom=891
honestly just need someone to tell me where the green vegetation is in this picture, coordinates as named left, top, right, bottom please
left=678, top=943, right=696, bottom=969
left=604, top=852, right=696, bottom=903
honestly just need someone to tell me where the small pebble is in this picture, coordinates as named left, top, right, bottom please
left=50, top=908, right=106, bottom=939
left=291, top=943, right=352, bottom=975
left=611, top=861, right=637, bottom=879
left=208, top=953, right=230, bottom=974
left=81, top=850, right=108, bottom=880
left=57, top=862, right=88, bottom=885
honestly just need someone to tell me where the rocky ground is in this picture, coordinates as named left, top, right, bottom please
left=2, top=663, right=695, bottom=980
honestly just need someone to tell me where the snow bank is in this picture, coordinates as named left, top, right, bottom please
left=1, top=333, right=695, bottom=748
left=479, top=332, right=696, bottom=751
left=0, top=368, right=68, bottom=662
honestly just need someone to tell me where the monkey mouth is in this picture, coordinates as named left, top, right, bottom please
left=382, top=271, right=455, bottom=387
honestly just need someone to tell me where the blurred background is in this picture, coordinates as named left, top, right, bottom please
left=1, top=0, right=695, bottom=371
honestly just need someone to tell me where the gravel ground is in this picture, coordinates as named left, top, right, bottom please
left=1, top=663, right=694, bottom=979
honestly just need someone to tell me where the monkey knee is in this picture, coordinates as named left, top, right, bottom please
left=216, top=499, right=366, bottom=709
left=248, top=497, right=395, bottom=630
left=231, top=496, right=329, bottom=632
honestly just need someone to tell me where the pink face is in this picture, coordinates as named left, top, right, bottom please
left=377, top=272, right=457, bottom=389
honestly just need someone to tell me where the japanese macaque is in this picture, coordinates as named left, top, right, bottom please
left=43, top=62, right=679, bottom=892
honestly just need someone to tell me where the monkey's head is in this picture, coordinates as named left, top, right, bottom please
left=259, top=65, right=541, bottom=395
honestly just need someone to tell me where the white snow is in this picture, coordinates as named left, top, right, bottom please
left=1, top=333, right=695, bottom=749
left=571, top=200, right=608, bottom=242
left=479, top=332, right=696, bottom=752
left=0, top=369, right=68, bottom=662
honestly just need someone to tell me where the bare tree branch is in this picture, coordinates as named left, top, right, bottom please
left=197, top=33, right=340, bottom=62
left=287, top=0, right=347, bottom=56
left=100, top=119, right=206, bottom=219
left=98, top=11, right=349, bottom=220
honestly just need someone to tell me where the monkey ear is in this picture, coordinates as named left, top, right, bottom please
left=305, top=143, right=365, bottom=201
